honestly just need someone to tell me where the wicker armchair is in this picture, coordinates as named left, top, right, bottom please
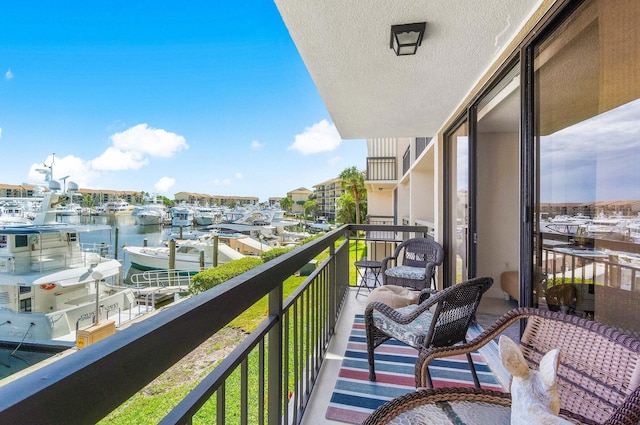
left=380, top=238, right=444, bottom=290
left=365, top=277, right=493, bottom=387
left=373, top=308, right=640, bottom=425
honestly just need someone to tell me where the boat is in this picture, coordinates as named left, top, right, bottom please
left=193, top=206, right=220, bottom=226
left=171, top=205, right=194, bottom=227
left=124, top=238, right=245, bottom=274
left=307, top=217, right=331, bottom=233
left=55, top=202, right=83, bottom=216
left=0, top=201, right=33, bottom=226
left=133, top=203, right=169, bottom=226
left=103, top=200, right=133, bottom=215
left=0, top=192, right=146, bottom=347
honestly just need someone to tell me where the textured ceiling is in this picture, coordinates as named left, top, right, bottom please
left=274, top=0, right=541, bottom=139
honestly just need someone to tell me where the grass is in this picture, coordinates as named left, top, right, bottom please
left=99, top=238, right=364, bottom=424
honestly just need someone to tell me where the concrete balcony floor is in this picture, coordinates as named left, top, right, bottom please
left=300, top=288, right=516, bottom=425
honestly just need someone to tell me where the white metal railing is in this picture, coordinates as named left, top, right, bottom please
left=128, top=269, right=192, bottom=291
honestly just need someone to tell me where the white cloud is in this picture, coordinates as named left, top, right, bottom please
left=235, top=172, right=243, bottom=179
left=288, top=119, right=342, bottom=155
left=0, top=128, right=2, bottom=139
left=251, top=140, right=264, bottom=150
left=111, top=123, right=188, bottom=158
left=91, top=147, right=148, bottom=171
left=5, top=69, right=13, bottom=80
left=91, top=123, right=188, bottom=171
left=28, top=154, right=99, bottom=189
left=154, top=177, right=175, bottom=193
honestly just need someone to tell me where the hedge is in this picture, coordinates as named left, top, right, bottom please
left=260, top=247, right=294, bottom=262
left=189, top=256, right=264, bottom=294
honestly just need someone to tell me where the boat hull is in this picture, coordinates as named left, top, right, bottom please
left=124, top=243, right=244, bottom=274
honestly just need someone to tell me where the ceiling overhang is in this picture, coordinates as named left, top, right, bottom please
left=274, top=0, right=541, bottom=139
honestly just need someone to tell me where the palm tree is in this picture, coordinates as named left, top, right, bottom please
left=336, top=192, right=356, bottom=225
left=339, top=166, right=366, bottom=224
left=280, top=196, right=293, bottom=213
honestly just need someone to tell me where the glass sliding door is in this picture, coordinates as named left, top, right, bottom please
left=445, top=121, right=469, bottom=286
left=475, top=62, right=521, bottom=309
left=532, top=0, right=640, bottom=334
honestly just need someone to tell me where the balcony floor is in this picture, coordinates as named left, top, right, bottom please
left=301, top=288, right=515, bottom=425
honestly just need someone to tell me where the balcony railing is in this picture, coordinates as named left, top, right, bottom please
left=366, top=157, right=396, bottom=181
left=415, top=137, right=431, bottom=158
left=0, top=224, right=428, bottom=424
left=402, top=147, right=410, bottom=176
left=539, top=235, right=640, bottom=333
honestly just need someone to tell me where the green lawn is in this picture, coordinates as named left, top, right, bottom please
left=100, top=238, right=364, bottom=424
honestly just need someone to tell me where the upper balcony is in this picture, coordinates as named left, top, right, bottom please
left=366, top=157, right=397, bottom=182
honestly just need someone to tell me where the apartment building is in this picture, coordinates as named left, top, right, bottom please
left=174, top=192, right=258, bottom=207
left=312, top=177, right=345, bottom=221
left=286, top=187, right=312, bottom=215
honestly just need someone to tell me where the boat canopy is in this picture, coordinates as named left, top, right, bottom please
left=32, top=259, right=120, bottom=287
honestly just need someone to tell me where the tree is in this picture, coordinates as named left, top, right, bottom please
left=303, top=199, right=317, bottom=219
left=336, top=192, right=356, bottom=225
left=80, top=193, right=95, bottom=208
left=339, top=166, right=366, bottom=224
left=280, top=196, right=293, bottom=213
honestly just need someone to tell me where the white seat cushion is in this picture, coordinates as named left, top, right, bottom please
left=384, top=265, right=426, bottom=280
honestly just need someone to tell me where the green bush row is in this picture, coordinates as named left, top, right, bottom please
left=260, top=247, right=294, bottom=262
left=189, top=243, right=310, bottom=294
left=189, top=257, right=264, bottom=294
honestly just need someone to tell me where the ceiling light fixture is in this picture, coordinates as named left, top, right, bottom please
left=390, top=22, right=426, bottom=56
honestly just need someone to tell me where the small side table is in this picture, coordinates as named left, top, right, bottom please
left=354, top=260, right=382, bottom=297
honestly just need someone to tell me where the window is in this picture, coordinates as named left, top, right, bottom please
left=532, top=0, right=640, bottom=334
left=15, top=235, right=28, bottom=248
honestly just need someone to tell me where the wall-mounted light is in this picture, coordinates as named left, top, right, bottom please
left=390, top=22, right=426, bottom=56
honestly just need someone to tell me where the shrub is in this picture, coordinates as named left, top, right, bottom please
left=189, top=257, right=264, bottom=294
left=546, top=277, right=594, bottom=286
left=260, top=247, right=294, bottom=262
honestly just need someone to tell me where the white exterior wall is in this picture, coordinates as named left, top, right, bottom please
left=367, top=138, right=397, bottom=157
left=476, top=131, right=520, bottom=299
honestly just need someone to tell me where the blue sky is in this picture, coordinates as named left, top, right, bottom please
left=0, top=2, right=366, bottom=202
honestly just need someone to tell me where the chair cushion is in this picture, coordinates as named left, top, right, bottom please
left=366, top=285, right=419, bottom=309
left=372, top=304, right=433, bottom=348
left=384, top=265, right=426, bottom=280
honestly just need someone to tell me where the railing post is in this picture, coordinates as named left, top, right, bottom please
left=329, top=238, right=337, bottom=335
left=268, top=282, right=283, bottom=425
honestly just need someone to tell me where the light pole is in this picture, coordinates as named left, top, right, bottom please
left=91, top=270, right=104, bottom=325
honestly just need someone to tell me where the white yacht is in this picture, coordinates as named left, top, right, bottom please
left=124, top=238, right=244, bottom=274
left=193, top=206, right=219, bottom=226
left=171, top=206, right=194, bottom=227
left=103, top=200, right=133, bottom=215
left=0, top=193, right=145, bottom=347
left=133, top=202, right=169, bottom=226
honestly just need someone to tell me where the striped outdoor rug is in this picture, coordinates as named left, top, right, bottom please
left=325, top=314, right=503, bottom=424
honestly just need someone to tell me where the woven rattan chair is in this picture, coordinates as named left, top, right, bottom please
left=380, top=238, right=444, bottom=290
left=371, top=308, right=640, bottom=425
left=365, top=276, right=493, bottom=387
